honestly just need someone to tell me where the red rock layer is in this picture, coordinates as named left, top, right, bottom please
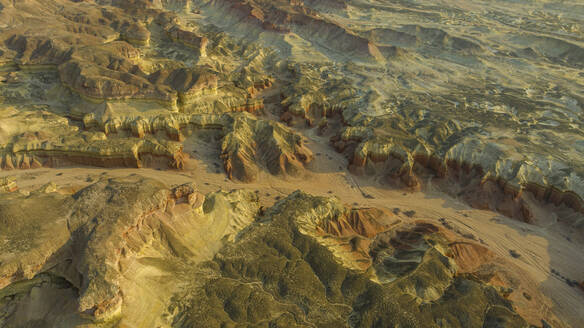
left=0, top=150, right=185, bottom=170
left=447, top=241, right=496, bottom=273
left=332, top=131, right=584, bottom=221
left=319, top=208, right=389, bottom=238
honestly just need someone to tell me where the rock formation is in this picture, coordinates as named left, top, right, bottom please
left=0, top=0, right=270, bottom=110
left=221, top=112, right=313, bottom=181
left=0, top=108, right=186, bottom=170
left=194, top=0, right=584, bottom=220
left=169, top=191, right=546, bottom=327
left=0, top=176, right=260, bottom=325
left=0, top=184, right=555, bottom=327
left=0, top=0, right=582, bottom=327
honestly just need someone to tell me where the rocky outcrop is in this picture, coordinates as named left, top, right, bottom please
left=447, top=241, right=496, bottom=273
left=148, top=67, right=218, bottom=105
left=221, top=112, right=313, bottom=182
left=330, top=122, right=584, bottom=224
left=58, top=60, right=177, bottom=105
left=170, top=191, right=533, bottom=327
left=0, top=108, right=186, bottom=170
left=207, top=0, right=393, bottom=62
left=1, top=137, right=186, bottom=170
left=0, top=177, right=260, bottom=325
left=317, top=207, right=389, bottom=238
left=166, top=25, right=208, bottom=55
left=80, top=108, right=233, bottom=139
left=74, top=110, right=310, bottom=178
left=122, top=23, right=151, bottom=46
left=0, top=0, right=245, bottom=108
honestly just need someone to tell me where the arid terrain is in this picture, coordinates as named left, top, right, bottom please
left=0, top=0, right=583, bottom=327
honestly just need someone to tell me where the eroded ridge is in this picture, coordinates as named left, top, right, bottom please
left=0, top=0, right=299, bottom=177
left=0, top=0, right=583, bottom=214
left=0, top=181, right=561, bottom=327
left=194, top=0, right=584, bottom=215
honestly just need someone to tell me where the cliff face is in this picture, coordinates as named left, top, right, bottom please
left=0, top=108, right=186, bottom=170
left=0, top=181, right=548, bottom=327
left=328, top=123, right=584, bottom=223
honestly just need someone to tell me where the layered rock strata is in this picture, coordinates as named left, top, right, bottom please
left=0, top=108, right=186, bottom=170
left=195, top=0, right=584, bottom=224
